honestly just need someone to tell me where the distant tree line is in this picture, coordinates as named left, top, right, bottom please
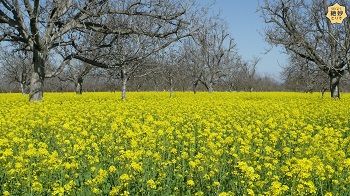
left=0, top=47, right=283, bottom=95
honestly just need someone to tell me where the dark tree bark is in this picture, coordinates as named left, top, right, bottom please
left=329, top=70, right=343, bottom=99
left=75, top=76, right=83, bottom=94
left=193, top=79, right=199, bottom=94
left=30, top=48, right=47, bottom=102
left=321, top=86, right=327, bottom=98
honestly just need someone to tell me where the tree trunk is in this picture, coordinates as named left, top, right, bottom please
left=208, top=83, right=214, bottom=93
left=76, top=77, right=83, bottom=94
left=329, top=72, right=342, bottom=99
left=121, top=67, right=127, bottom=101
left=29, top=49, right=46, bottom=102
left=20, top=83, right=26, bottom=95
left=153, top=79, right=159, bottom=92
left=321, top=86, right=326, bottom=98
left=76, top=83, right=83, bottom=94
left=193, top=80, right=198, bottom=94
left=200, top=80, right=213, bottom=93
left=169, top=77, right=173, bottom=98
left=137, top=84, right=141, bottom=92
left=228, top=83, right=232, bottom=92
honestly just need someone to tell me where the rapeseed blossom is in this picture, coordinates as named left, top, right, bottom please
left=187, top=180, right=195, bottom=187
left=147, top=179, right=157, bottom=189
left=1, top=92, right=350, bottom=195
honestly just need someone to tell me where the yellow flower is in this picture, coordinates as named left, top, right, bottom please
left=91, top=187, right=102, bottom=194
left=187, top=180, right=195, bottom=187
left=146, top=179, right=157, bottom=189
left=189, top=161, right=197, bottom=168
left=52, top=187, right=64, bottom=196
left=218, top=192, right=227, bottom=196
left=131, top=162, right=143, bottom=172
left=121, top=191, right=130, bottom=196
left=3, top=148, right=13, bottom=157
left=120, top=174, right=131, bottom=182
left=269, top=181, right=288, bottom=195
left=213, top=181, right=220, bottom=187
left=171, top=148, right=177, bottom=154
left=181, top=152, right=189, bottom=159
left=62, top=123, right=70, bottom=129
left=31, top=181, right=42, bottom=193
left=247, top=189, right=255, bottom=195
left=109, top=165, right=117, bottom=173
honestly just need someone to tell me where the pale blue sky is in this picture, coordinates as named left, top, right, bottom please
left=200, top=0, right=288, bottom=80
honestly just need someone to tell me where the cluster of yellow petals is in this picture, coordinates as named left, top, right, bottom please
left=0, top=92, right=350, bottom=195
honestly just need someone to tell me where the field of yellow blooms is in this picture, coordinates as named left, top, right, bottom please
left=1, top=92, right=350, bottom=195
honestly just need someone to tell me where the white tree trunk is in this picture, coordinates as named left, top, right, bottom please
left=121, top=67, right=127, bottom=101
left=20, top=83, right=26, bottom=95
left=208, top=83, right=214, bottom=93
left=169, top=78, right=173, bottom=98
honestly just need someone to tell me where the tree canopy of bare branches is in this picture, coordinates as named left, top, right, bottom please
left=184, top=17, right=237, bottom=93
left=260, top=0, right=350, bottom=98
left=0, top=48, right=31, bottom=94
left=281, top=53, right=328, bottom=94
left=0, top=0, right=201, bottom=102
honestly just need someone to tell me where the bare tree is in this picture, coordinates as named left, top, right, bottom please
left=281, top=53, right=328, bottom=94
left=114, top=36, right=160, bottom=101
left=0, top=48, right=31, bottom=94
left=238, top=57, right=259, bottom=92
left=58, top=60, right=94, bottom=94
left=260, top=0, right=350, bottom=98
left=184, top=17, right=237, bottom=93
left=156, top=48, right=185, bottom=98
left=116, top=60, right=157, bottom=100
left=0, top=0, right=201, bottom=102
left=222, top=57, right=260, bottom=92
left=70, top=0, right=203, bottom=100
left=256, top=74, right=282, bottom=91
left=0, top=0, right=107, bottom=101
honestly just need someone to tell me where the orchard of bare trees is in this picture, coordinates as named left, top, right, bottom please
left=0, top=0, right=281, bottom=101
left=1, top=0, right=350, bottom=100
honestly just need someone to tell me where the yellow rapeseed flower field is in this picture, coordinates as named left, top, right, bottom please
left=1, top=92, right=350, bottom=195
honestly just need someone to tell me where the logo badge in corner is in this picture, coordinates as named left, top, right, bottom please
left=327, top=3, right=347, bottom=24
